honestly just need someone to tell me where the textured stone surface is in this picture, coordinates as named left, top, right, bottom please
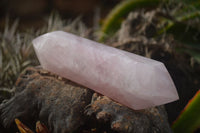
left=33, top=31, right=179, bottom=110
left=0, top=67, right=93, bottom=133
left=86, top=93, right=172, bottom=133
left=0, top=67, right=172, bottom=133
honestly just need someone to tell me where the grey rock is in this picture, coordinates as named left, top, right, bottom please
left=0, top=67, right=172, bottom=133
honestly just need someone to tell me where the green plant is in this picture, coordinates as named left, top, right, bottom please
left=158, top=3, right=200, bottom=63
left=172, top=90, right=200, bottom=133
left=100, top=0, right=160, bottom=41
left=100, top=0, right=200, bottom=63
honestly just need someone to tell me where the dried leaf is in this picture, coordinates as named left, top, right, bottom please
left=36, top=121, right=49, bottom=133
left=15, top=119, right=34, bottom=133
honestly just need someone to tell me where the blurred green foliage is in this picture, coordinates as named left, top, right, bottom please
left=100, top=0, right=160, bottom=41
left=100, top=0, right=200, bottom=64
left=172, top=90, right=200, bottom=133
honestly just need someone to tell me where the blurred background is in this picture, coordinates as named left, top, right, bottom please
left=0, top=0, right=121, bottom=31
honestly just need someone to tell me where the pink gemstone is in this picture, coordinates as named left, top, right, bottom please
left=32, top=31, right=179, bottom=110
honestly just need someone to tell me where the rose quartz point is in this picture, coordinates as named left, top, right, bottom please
left=32, top=31, right=179, bottom=110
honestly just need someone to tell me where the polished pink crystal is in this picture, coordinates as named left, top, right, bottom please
left=32, top=31, right=179, bottom=110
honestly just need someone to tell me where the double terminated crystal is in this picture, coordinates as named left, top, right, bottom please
left=33, top=31, right=179, bottom=110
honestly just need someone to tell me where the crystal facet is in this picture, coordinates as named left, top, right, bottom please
left=32, top=31, right=179, bottom=110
